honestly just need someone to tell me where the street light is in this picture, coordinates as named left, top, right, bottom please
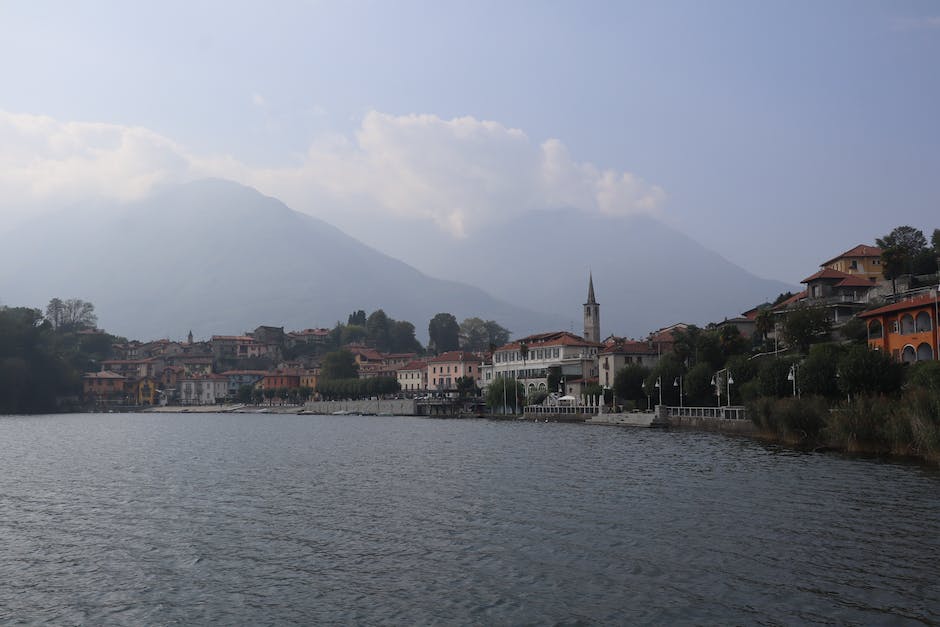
left=787, top=364, right=798, bottom=397
left=674, top=376, right=684, bottom=408
left=654, top=376, right=663, bottom=407
left=710, top=373, right=721, bottom=407
left=712, top=368, right=734, bottom=407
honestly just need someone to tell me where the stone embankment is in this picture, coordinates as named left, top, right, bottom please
left=302, top=399, right=417, bottom=415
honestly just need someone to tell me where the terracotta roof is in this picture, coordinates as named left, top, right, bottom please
left=858, top=293, right=940, bottom=318
left=496, top=331, right=602, bottom=351
left=801, top=267, right=856, bottom=283
left=428, top=351, right=481, bottom=363
left=218, top=370, right=268, bottom=376
left=772, top=291, right=808, bottom=310
left=836, top=275, right=877, bottom=288
left=820, top=244, right=882, bottom=267
left=397, top=361, right=429, bottom=372
left=211, top=335, right=255, bottom=342
left=83, top=371, right=126, bottom=380
left=600, top=340, right=658, bottom=355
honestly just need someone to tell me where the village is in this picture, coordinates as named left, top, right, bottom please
left=80, top=236, right=940, bottom=413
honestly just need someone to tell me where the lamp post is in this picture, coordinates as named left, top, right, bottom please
left=653, top=376, right=662, bottom=407
left=711, top=368, right=734, bottom=407
left=674, top=376, right=684, bottom=408
left=787, top=364, right=798, bottom=397
left=710, top=373, right=721, bottom=407
left=642, top=381, right=651, bottom=410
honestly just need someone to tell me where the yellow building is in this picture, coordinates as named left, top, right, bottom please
left=820, top=245, right=884, bottom=281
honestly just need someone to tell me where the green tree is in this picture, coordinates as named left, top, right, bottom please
left=341, top=324, right=367, bottom=345
left=484, top=320, right=511, bottom=348
left=428, top=313, right=459, bottom=354
left=348, top=310, right=367, bottom=326
left=837, top=345, right=905, bottom=399
left=388, top=320, right=423, bottom=353
left=455, top=375, right=478, bottom=397
left=46, top=297, right=97, bottom=332
left=613, top=364, right=649, bottom=404
left=795, top=344, right=842, bottom=398
left=643, top=354, right=684, bottom=406
left=781, top=306, right=831, bottom=352
left=236, top=384, right=253, bottom=404
left=877, top=226, right=929, bottom=289
left=366, top=309, right=391, bottom=351
left=684, top=362, right=716, bottom=406
left=486, top=377, right=524, bottom=413
left=321, top=350, right=359, bottom=380
left=755, top=356, right=800, bottom=399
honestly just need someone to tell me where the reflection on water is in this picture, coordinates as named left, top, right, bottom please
left=1, top=413, right=938, bottom=625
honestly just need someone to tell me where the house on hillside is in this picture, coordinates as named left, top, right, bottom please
left=800, top=268, right=877, bottom=324
left=859, top=292, right=939, bottom=362
left=82, top=371, right=127, bottom=403
left=820, top=244, right=884, bottom=281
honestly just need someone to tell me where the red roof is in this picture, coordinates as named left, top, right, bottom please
left=801, top=267, right=876, bottom=288
left=83, top=371, right=126, bottom=380
left=858, top=293, right=940, bottom=318
left=820, top=244, right=882, bottom=267
left=771, top=291, right=808, bottom=310
left=397, top=360, right=429, bottom=372
left=429, top=351, right=480, bottom=363
left=496, top=331, right=602, bottom=351
left=600, top=340, right=658, bottom=356
left=211, top=335, right=255, bottom=342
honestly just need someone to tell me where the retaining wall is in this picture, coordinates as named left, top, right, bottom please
left=303, top=399, right=417, bottom=415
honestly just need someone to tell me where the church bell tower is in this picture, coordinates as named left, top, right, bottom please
left=583, top=273, right=600, bottom=343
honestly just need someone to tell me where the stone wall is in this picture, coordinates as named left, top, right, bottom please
left=303, top=399, right=417, bottom=415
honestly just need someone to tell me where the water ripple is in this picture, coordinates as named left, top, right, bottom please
left=1, top=414, right=938, bottom=625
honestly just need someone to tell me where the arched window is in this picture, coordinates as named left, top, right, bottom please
left=538, top=383, right=547, bottom=391
left=915, top=311, right=932, bottom=332
left=917, top=343, right=934, bottom=361
left=901, top=345, right=917, bottom=363
left=901, top=314, right=915, bottom=334
left=868, top=319, right=883, bottom=339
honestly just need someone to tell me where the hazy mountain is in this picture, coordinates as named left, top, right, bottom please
left=0, top=179, right=566, bottom=341
left=368, top=210, right=797, bottom=338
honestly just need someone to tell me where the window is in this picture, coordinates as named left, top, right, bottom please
left=901, top=345, right=917, bottom=363
left=868, top=320, right=883, bottom=339
left=901, top=314, right=915, bottom=335
left=917, top=343, right=934, bottom=361
left=915, top=311, right=932, bottom=332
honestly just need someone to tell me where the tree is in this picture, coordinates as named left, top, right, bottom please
left=455, top=376, right=478, bottom=397
left=877, top=226, right=929, bottom=289
left=366, top=309, right=391, bottom=351
left=428, top=313, right=459, bottom=354
left=348, top=310, right=367, bottom=326
left=459, top=317, right=488, bottom=352
left=388, top=320, right=423, bottom=353
left=613, top=364, right=649, bottom=404
left=837, top=345, right=904, bottom=399
left=781, top=305, right=831, bottom=352
left=341, top=325, right=367, bottom=345
left=484, top=320, right=511, bottom=349
left=797, top=344, right=842, bottom=398
left=321, top=350, right=359, bottom=380
left=46, top=298, right=97, bottom=332
left=754, top=308, right=774, bottom=343
left=236, top=385, right=253, bottom=404
left=643, top=354, right=684, bottom=406
left=485, top=377, right=524, bottom=413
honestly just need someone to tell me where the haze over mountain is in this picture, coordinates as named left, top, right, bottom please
left=362, top=211, right=796, bottom=338
left=0, top=179, right=566, bottom=341
left=0, top=179, right=794, bottom=343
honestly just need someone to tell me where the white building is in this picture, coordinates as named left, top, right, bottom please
left=485, top=331, right=601, bottom=397
left=178, top=374, right=229, bottom=405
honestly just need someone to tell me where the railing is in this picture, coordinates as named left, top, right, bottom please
left=664, top=405, right=748, bottom=421
left=524, top=404, right=600, bottom=415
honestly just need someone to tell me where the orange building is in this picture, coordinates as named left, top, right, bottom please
left=262, top=371, right=302, bottom=390
left=859, top=293, right=939, bottom=362
left=83, top=371, right=127, bottom=401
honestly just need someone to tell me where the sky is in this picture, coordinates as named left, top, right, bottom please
left=0, top=0, right=938, bottom=284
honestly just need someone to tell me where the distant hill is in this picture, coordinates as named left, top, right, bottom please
left=0, top=179, right=565, bottom=341
left=373, top=209, right=796, bottom=338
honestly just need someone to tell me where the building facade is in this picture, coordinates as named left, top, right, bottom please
left=860, top=292, right=939, bottom=362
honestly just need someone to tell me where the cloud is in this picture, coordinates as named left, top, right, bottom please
left=891, top=16, right=940, bottom=31
left=251, top=92, right=267, bottom=107
left=0, top=109, right=665, bottom=237
left=245, top=111, right=666, bottom=237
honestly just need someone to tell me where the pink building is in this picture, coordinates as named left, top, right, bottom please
left=427, top=351, right=482, bottom=392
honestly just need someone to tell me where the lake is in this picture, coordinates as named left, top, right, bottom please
left=1, top=413, right=938, bottom=625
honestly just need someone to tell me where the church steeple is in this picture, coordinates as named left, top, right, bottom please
left=583, top=272, right=600, bottom=343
